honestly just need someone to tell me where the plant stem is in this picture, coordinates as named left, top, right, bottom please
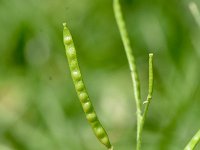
left=139, top=53, right=154, bottom=148
left=142, top=54, right=153, bottom=119
left=184, top=129, right=200, bottom=150
left=113, top=0, right=142, bottom=149
left=189, top=2, right=200, bottom=27
left=109, top=146, right=114, bottom=150
left=186, top=3, right=200, bottom=150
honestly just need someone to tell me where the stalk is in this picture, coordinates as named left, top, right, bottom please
left=113, top=0, right=142, bottom=149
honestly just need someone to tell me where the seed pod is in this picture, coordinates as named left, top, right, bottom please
left=63, top=23, right=113, bottom=150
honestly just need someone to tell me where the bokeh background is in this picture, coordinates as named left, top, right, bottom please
left=0, top=0, right=200, bottom=149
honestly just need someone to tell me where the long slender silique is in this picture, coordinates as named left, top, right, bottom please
left=63, top=23, right=113, bottom=150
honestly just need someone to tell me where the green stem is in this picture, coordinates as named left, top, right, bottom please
left=142, top=54, right=153, bottom=121
left=139, top=53, right=154, bottom=147
left=113, top=0, right=142, bottom=149
left=189, top=2, right=200, bottom=27
left=184, top=129, right=200, bottom=150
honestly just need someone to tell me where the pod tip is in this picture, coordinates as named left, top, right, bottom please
left=63, top=22, right=67, bottom=28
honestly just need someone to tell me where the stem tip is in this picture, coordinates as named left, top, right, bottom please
left=149, top=53, right=153, bottom=57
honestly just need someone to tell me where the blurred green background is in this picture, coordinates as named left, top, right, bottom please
left=0, top=0, right=200, bottom=149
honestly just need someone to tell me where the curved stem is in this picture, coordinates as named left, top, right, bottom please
left=113, top=0, right=142, bottom=149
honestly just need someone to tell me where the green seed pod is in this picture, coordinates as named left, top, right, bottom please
left=70, top=60, right=78, bottom=70
left=67, top=47, right=76, bottom=59
left=75, top=81, right=84, bottom=91
left=95, top=126, right=105, bottom=138
left=72, top=70, right=81, bottom=80
left=86, top=112, right=97, bottom=123
left=101, top=136, right=110, bottom=146
left=79, top=92, right=89, bottom=103
left=63, top=23, right=113, bottom=150
left=83, top=102, right=93, bottom=113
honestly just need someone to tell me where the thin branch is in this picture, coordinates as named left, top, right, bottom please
left=139, top=54, right=154, bottom=142
left=142, top=53, right=154, bottom=120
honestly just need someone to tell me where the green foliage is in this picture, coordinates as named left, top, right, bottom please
left=0, top=0, right=200, bottom=150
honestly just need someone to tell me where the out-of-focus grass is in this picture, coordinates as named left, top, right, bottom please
left=0, top=0, right=200, bottom=149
